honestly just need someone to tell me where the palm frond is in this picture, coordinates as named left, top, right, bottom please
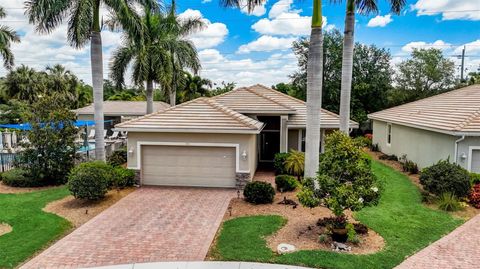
left=25, top=0, right=74, bottom=34
left=219, top=0, right=266, bottom=12
left=110, top=45, right=136, bottom=86
left=387, top=0, right=406, bottom=14
left=67, top=0, right=93, bottom=48
left=104, top=0, right=143, bottom=42
left=0, top=6, right=6, bottom=18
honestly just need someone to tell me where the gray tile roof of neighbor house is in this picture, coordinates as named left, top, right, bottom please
left=74, top=101, right=170, bottom=116
left=115, top=98, right=265, bottom=134
left=368, top=85, right=480, bottom=135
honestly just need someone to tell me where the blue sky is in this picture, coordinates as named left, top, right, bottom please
left=1, top=0, right=479, bottom=86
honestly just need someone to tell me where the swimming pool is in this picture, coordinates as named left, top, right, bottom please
left=77, top=143, right=95, bottom=153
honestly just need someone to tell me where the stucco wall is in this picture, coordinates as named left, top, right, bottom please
left=126, top=132, right=257, bottom=178
left=456, top=137, right=480, bottom=171
left=372, top=120, right=456, bottom=169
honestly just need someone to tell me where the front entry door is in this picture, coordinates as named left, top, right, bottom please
left=260, top=132, right=280, bottom=162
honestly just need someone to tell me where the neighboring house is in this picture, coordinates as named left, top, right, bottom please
left=115, top=84, right=358, bottom=188
left=368, top=84, right=480, bottom=172
left=74, top=101, right=170, bottom=133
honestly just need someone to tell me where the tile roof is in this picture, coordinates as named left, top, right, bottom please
left=237, top=84, right=359, bottom=128
left=368, top=85, right=480, bottom=134
left=74, top=101, right=170, bottom=116
left=115, top=98, right=264, bottom=133
left=213, top=87, right=296, bottom=114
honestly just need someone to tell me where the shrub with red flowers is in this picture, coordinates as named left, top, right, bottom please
left=468, top=183, right=480, bottom=209
left=365, top=133, right=373, bottom=140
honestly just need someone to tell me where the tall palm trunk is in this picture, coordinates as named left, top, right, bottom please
left=304, top=0, right=324, bottom=178
left=169, top=60, right=177, bottom=106
left=339, top=0, right=355, bottom=133
left=91, top=2, right=105, bottom=161
left=146, top=80, right=154, bottom=114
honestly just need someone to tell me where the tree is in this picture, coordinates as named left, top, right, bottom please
left=209, top=81, right=236, bottom=97
left=15, top=94, right=77, bottom=186
left=221, top=0, right=325, bottom=178
left=297, top=131, right=380, bottom=222
left=45, top=64, right=78, bottom=102
left=177, top=72, right=212, bottom=103
left=337, top=0, right=405, bottom=133
left=391, top=48, right=456, bottom=106
left=26, top=0, right=152, bottom=161
left=75, top=81, right=93, bottom=108
left=0, top=6, right=20, bottom=70
left=110, top=0, right=203, bottom=109
left=4, top=65, right=45, bottom=103
left=290, top=30, right=393, bottom=124
left=468, top=72, right=480, bottom=85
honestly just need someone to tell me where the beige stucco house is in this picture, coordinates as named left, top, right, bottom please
left=74, top=101, right=170, bottom=132
left=368, top=84, right=480, bottom=172
left=115, top=84, right=358, bottom=188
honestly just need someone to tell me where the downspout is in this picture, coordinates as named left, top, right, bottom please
left=454, top=135, right=465, bottom=164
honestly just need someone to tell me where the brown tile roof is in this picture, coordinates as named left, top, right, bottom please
left=74, top=101, right=170, bottom=116
left=115, top=98, right=264, bottom=133
left=238, top=84, right=358, bottom=128
left=368, top=85, right=480, bottom=134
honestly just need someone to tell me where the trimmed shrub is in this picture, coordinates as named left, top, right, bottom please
left=1, top=168, right=41, bottom=187
left=112, top=167, right=136, bottom=189
left=379, top=154, right=398, bottom=161
left=437, top=192, right=461, bottom=212
left=353, top=136, right=372, bottom=148
left=67, top=161, right=113, bottom=200
left=400, top=155, right=419, bottom=174
left=107, top=148, right=128, bottom=167
left=420, top=160, right=471, bottom=198
left=275, top=175, right=297, bottom=192
left=468, top=183, right=480, bottom=209
left=274, top=152, right=290, bottom=175
left=243, top=181, right=275, bottom=204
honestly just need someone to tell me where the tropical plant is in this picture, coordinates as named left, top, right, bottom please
left=275, top=175, right=297, bottom=192
left=420, top=159, right=471, bottom=198
left=0, top=6, right=20, bottom=69
left=273, top=152, right=290, bottom=175
left=336, top=0, right=405, bottom=133
left=298, top=131, right=381, bottom=217
left=209, top=81, right=236, bottom=97
left=468, top=183, right=480, bottom=209
left=26, top=0, right=153, bottom=161
left=14, top=94, right=77, bottom=186
left=220, top=0, right=324, bottom=178
left=437, top=192, right=461, bottom=212
left=4, top=65, right=45, bottom=103
left=45, top=64, right=79, bottom=104
left=177, top=72, right=212, bottom=103
left=284, top=150, right=305, bottom=180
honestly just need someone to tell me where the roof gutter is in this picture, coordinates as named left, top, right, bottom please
left=454, top=135, right=466, bottom=164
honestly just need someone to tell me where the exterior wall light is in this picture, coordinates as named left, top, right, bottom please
left=241, top=150, right=248, bottom=160
left=460, top=152, right=467, bottom=161
left=128, top=147, right=135, bottom=156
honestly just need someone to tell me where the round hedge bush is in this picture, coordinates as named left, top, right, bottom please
left=420, top=160, right=471, bottom=198
left=112, top=167, right=136, bottom=189
left=275, top=175, right=297, bottom=192
left=67, top=161, right=113, bottom=200
left=243, top=181, right=275, bottom=204
left=107, top=148, right=128, bottom=167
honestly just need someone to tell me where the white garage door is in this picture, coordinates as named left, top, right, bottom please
left=471, top=149, right=480, bottom=173
left=141, top=145, right=237, bottom=188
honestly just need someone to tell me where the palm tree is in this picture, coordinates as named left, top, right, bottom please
left=45, top=64, right=79, bottom=103
left=0, top=6, right=20, bottom=70
left=221, top=0, right=325, bottom=178
left=177, top=72, right=212, bottom=103
left=111, top=0, right=203, bottom=111
left=338, top=0, right=405, bottom=133
left=4, top=65, right=44, bottom=103
left=26, top=0, right=153, bottom=161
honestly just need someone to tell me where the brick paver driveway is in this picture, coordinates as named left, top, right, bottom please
left=22, top=187, right=234, bottom=269
left=396, top=213, right=480, bottom=269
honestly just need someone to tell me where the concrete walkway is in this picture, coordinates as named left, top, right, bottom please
left=87, top=261, right=313, bottom=269
left=396, top=213, right=480, bottom=269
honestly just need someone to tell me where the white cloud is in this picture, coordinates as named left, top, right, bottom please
left=198, top=49, right=297, bottom=87
left=240, top=0, right=267, bottom=17
left=178, top=9, right=229, bottom=49
left=454, top=40, right=480, bottom=55
left=401, top=40, right=453, bottom=53
left=269, top=0, right=300, bottom=19
left=412, top=0, right=480, bottom=21
left=367, top=14, right=393, bottom=27
left=237, top=36, right=297, bottom=53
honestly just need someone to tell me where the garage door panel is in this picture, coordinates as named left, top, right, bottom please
left=141, top=145, right=237, bottom=188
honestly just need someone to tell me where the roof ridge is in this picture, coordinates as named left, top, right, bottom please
left=211, top=86, right=247, bottom=99
left=115, top=98, right=203, bottom=128
left=252, top=84, right=306, bottom=105
left=245, top=86, right=295, bottom=111
left=203, top=98, right=261, bottom=129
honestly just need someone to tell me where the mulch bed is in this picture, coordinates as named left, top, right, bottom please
left=0, top=182, right=58, bottom=194
left=44, top=187, right=136, bottom=227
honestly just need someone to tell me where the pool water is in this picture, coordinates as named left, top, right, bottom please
left=78, top=144, right=96, bottom=152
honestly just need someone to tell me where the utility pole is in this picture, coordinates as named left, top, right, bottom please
left=460, top=46, right=466, bottom=82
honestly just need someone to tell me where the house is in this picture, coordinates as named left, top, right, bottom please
left=74, top=101, right=170, bottom=133
left=368, top=84, right=480, bottom=172
left=115, top=84, right=358, bottom=188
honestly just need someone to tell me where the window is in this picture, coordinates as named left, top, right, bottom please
left=386, top=123, right=392, bottom=146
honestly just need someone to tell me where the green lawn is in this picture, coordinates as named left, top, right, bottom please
left=0, top=187, right=71, bottom=268
left=212, top=161, right=463, bottom=269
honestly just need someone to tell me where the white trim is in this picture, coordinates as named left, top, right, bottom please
left=298, top=129, right=302, bottom=151
left=386, top=123, right=392, bottom=147
left=113, top=127, right=262, bottom=134
left=131, top=141, right=249, bottom=175
left=467, top=146, right=480, bottom=172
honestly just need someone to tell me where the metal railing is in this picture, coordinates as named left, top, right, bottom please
left=0, top=153, right=17, bottom=172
